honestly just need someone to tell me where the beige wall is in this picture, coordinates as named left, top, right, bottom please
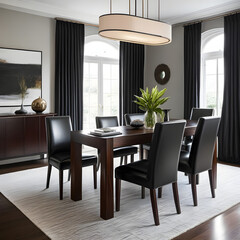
left=0, top=7, right=55, bottom=113
left=144, top=18, right=224, bottom=119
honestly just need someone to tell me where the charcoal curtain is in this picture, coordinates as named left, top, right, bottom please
left=55, top=20, right=84, bottom=130
left=119, top=42, right=144, bottom=125
left=218, top=13, right=240, bottom=163
left=184, top=22, right=202, bottom=119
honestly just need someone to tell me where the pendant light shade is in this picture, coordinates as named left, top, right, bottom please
left=98, top=0, right=172, bottom=46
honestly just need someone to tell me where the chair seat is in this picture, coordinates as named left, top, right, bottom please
left=113, top=146, right=138, bottom=158
left=50, top=152, right=97, bottom=170
left=115, top=160, right=149, bottom=188
left=178, top=151, right=192, bottom=173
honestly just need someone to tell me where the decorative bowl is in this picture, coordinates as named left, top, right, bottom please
left=130, top=119, right=144, bottom=129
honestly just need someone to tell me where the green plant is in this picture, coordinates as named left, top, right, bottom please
left=134, top=86, right=169, bottom=116
left=134, top=86, right=169, bottom=128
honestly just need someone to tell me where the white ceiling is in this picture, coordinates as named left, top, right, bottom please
left=0, top=0, right=239, bottom=25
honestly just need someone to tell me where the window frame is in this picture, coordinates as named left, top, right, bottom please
left=83, top=35, right=119, bottom=129
left=200, top=28, right=224, bottom=116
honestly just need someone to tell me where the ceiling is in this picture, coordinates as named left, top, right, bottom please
left=0, top=0, right=239, bottom=25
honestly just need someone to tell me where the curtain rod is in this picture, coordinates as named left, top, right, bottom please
left=173, top=9, right=240, bottom=27
left=55, top=17, right=99, bottom=28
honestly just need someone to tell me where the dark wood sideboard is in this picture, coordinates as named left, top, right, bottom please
left=0, top=113, right=55, bottom=161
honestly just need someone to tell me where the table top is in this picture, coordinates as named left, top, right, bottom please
left=71, top=120, right=198, bottom=148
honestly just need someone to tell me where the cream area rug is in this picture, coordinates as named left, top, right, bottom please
left=0, top=162, right=240, bottom=240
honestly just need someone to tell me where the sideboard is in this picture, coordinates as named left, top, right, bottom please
left=0, top=113, right=55, bottom=161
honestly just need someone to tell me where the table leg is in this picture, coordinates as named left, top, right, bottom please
left=139, top=144, right=143, bottom=160
left=71, top=141, right=82, bottom=201
left=100, top=139, right=114, bottom=220
left=212, top=140, right=218, bottom=189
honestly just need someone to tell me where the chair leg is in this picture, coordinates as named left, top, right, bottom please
left=158, top=187, right=162, bottom=198
left=130, top=154, right=134, bottom=163
left=93, top=164, right=97, bottom=189
left=150, top=189, right=160, bottom=226
left=120, top=157, right=124, bottom=166
left=68, top=169, right=71, bottom=181
left=208, top=169, right=215, bottom=198
left=196, top=174, right=199, bottom=185
left=116, top=178, right=121, bottom=211
left=188, top=174, right=191, bottom=184
left=141, top=186, right=145, bottom=199
left=124, top=156, right=128, bottom=165
left=139, top=144, right=143, bottom=160
left=46, top=164, right=52, bottom=188
left=191, top=174, right=198, bottom=206
left=172, top=182, right=181, bottom=214
left=59, top=170, right=63, bottom=200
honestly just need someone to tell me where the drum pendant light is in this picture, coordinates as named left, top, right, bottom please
left=99, top=0, right=172, bottom=46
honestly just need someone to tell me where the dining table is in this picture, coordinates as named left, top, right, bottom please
left=70, top=120, right=217, bottom=220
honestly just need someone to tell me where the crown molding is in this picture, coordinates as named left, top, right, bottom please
left=0, top=0, right=240, bottom=26
left=166, top=0, right=240, bottom=25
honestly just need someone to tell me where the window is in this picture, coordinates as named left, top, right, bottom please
left=200, top=29, right=224, bottom=116
left=83, top=35, right=119, bottom=130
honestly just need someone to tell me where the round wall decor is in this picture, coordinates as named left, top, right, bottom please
left=154, top=64, right=170, bottom=85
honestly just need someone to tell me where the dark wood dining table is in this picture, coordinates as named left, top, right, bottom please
left=70, top=120, right=217, bottom=220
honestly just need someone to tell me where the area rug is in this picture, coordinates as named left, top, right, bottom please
left=0, top=163, right=239, bottom=240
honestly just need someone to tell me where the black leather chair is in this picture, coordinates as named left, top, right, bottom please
left=115, top=120, right=186, bottom=226
left=178, top=116, right=220, bottom=206
left=183, top=108, right=214, bottom=151
left=124, top=113, right=150, bottom=158
left=46, top=116, right=97, bottom=200
left=96, top=116, right=138, bottom=165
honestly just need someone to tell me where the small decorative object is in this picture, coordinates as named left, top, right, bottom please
left=31, top=97, right=47, bottom=113
left=130, top=119, right=144, bottom=129
left=15, top=77, right=28, bottom=114
left=154, top=64, right=170, bottom=85
left=163, top=109, right=171, bottom=121
left=134, top=86, right=169, bottom=129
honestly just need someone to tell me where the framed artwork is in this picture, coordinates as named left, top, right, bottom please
left=0, top=47, right=42, bottom=107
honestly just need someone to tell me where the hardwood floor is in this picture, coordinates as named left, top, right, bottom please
left=0, top=160, right=240, bottom=239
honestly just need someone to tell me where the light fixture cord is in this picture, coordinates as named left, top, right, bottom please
left=158, top=0, right=160, bottom=21
left=147, top=0, right=149, bottom=18
left=129, top=0, right=131, bottom=15
left=110, top=0, right=112, bottom=14
left=135, top=0, right=137, bottom=16
left=142, top=0, right=144, bottom=17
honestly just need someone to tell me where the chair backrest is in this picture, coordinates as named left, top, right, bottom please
left=45, top=116, right=72, bottom=156
left=96, top=116, right=119, bottom=128
left=147, top=120, right=186, bottom=188
left=124, top=113, right=145, bottom=126
left=190, top=108, right=214, bottom=120
left=189, top=117, right=220, bottom=174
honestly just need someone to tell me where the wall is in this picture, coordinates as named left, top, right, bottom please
left=144, top=18, right=224, bottom=119
left=0, top=8, right=55, bottom=114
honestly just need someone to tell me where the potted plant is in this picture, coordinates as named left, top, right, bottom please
left=134, top=86, right=169, bottom=129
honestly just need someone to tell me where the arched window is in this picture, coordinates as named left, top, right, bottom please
left=83, top=35, right=119, bottom=129
left=200, top=28, right=224, bottom=116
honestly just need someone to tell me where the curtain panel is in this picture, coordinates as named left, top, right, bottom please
left=218, top=13, right=240, bottom=163
left=55, top=20, right=84, bottom=130
left=184, top=22, right=202, bottom=119
left=119, top=42, right=144, bottom=125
